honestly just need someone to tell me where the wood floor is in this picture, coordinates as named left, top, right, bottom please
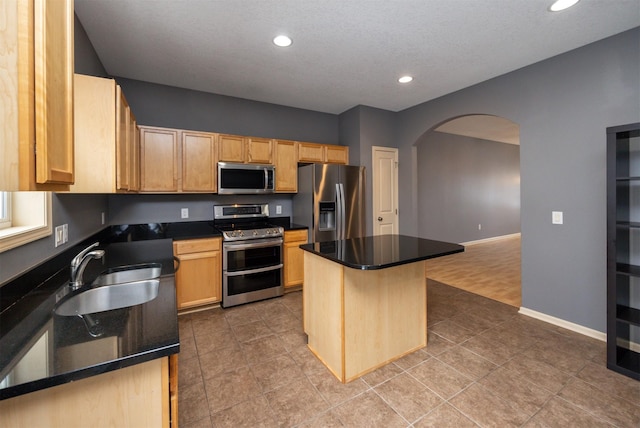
left=425, top=234, right=521, bottom=307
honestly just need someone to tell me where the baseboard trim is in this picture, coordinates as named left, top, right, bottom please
left=518, top=307, right=606, bottom=342
left=461, top=233, right=521, bottom=246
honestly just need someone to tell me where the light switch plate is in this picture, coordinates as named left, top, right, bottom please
left=55, top=225, right=64, bottom=247
left=181, top=208, right=189, bottom=219
left=552, top=211, right=563, bottom=225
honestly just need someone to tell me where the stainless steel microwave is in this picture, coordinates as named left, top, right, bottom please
left=217, top=162, right=275, bottom=194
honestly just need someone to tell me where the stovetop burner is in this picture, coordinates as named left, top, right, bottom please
left=214, top=204, right=283, bottom=241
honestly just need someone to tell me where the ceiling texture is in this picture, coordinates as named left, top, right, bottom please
left=75, top=1, right=640, bottom=115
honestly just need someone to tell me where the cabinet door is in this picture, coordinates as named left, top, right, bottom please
left=181, top=131, right=217, bottom=192
left=33, top=0, right=74, bottom=185
left=325, top=145, right=349, bottom=165
left=70, top=74, right=117, bottom=193
left=218, top=134, right=245, bottom=162
left=128, top=119, right=140, bottom=192
left=298, top=142, right=325, bottom=163
left=274, top=140, right=298, bottom=192
left=115, top=87, right=130, bottom=191
left=284, top=230, right=308, bottom=288
left=140, top=127, right=179, bottom=192
left=247, top=137, right=273, bottom=164
left=174, top=250, right=221, bottom=309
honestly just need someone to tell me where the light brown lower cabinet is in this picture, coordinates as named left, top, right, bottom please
left=173, top=237, right=222, bottom=309
left=0, top=356, right=176, bottom=427
left=284, top=229, right=308, bottom=288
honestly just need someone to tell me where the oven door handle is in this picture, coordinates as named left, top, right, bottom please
left=223, top=239, right=283, bottom=251
left=224, top=264, right=283, bottom=277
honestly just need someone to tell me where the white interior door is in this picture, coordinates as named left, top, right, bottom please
left=372, top=146, right=399, bottom=235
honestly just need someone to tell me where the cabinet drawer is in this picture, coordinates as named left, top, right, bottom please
left=285, top=229, right=308, bottom=243
left=173, top=237, right=221, bottom=255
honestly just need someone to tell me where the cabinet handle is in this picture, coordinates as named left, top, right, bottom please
left=173, top=256, right=181, bottom=272
left=377, top=217, right=383, bottom=221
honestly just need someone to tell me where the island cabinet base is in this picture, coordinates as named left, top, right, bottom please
left=303, top=252, right=427, bottom=383
left=0, top=358, right=170, bottom=427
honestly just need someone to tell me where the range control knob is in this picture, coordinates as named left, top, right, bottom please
left=253, top=230, right=258, bottom=236
left=239, top=231, right=244, bottom=237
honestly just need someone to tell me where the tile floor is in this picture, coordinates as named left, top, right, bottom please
left=177, top=281, right=640, bottom=427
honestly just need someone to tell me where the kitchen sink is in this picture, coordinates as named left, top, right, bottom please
left=91, top=263, right=162, bottom=286
left=55, top=279, right=160, bottom=316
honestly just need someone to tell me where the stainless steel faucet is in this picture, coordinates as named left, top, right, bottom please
left=69, top=242, right=105, bottom=290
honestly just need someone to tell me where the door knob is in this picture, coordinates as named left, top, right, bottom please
left=377, top=217, right=383, bottom=221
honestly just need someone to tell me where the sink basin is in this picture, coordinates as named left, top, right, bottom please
left=55, top=279, right=159, bottom=316
left=92, top=263, right=162, bottom=286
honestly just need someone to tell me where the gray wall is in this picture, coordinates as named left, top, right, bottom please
left=417, top=131, right=520, bottom=243
left=395, top=27, right=640, bottom=332
left=0, top=194, right=108, bottom=284
left=116, top=77, right=340, bottom=145
left=74, top=14, right=107, bottom=77
left=339, top=106, right=397, bottom=236
left=108, top=194, right=293, bottom=225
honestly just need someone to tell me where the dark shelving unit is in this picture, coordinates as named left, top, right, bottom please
left=607, top=122, right=640, bottom=380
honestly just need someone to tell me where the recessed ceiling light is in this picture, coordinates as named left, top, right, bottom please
left=273, top=35, right=292, bottom=47
left=398, top=76, right=413, bottom=84
left=549, top=0, right=580, bottom=12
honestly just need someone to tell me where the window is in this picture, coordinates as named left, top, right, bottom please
left=0, top=192, right=52, bottom=253
left=0, top=192, right=10, bottom=230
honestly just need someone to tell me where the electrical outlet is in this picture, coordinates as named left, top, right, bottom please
left=276, top=205, right=282, bottom=215
left=181, top=208, right=189, bottom=219
left=478, top=224, right=482, bottom=230
left=101, top=212, right=105, bottom=225
left=62, top=224, right=68, bottom=243
left=552, top=211, right=563, bottom=225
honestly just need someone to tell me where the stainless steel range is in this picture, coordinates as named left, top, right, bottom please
left=214, top=204, right=284, bottom=308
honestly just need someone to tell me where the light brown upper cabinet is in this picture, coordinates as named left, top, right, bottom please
left=298, top=142, right=349, bottom=165
left=325, top=145, right=349, bottom=164
left=274, top=140, right=298, bottom=193
left=139, top=126, right=217, bottom=193
left=139, top=126, right=179, bottom=192
left=116, top=88, right=140, bottom=192
left=246, top=137, right=273, bottom=164
left=71, top=74, right=137, bottom=193
left=2, top=0, right=74, bottom=191
left=219, top=134, right=273, bottom=164
left=297, top=142, right=325, bottom=163
left=218, top=134, right=245, bottom=163
left=128, top=118, right=141, bottom=192
left=181, top=130, right=217, bottom=192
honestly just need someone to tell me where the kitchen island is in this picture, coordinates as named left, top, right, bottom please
left=300, top=234, right=463, bottom=383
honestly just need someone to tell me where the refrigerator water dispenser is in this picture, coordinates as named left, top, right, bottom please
left=318, top=202, right=336, bottom=231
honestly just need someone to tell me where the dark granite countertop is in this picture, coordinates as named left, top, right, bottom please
left=0, top=217, right=305, bottom=400
left=300, top=234, right=464, bottom=270
left=0, top=237, right=179, bottom=401
left=109, top=221, right=221, bottom=242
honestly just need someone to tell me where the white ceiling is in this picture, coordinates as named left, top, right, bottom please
left=75, top=0, right=640, bottom=115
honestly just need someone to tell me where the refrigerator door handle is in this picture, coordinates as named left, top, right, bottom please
left=335, top=183, right=341, bottom=240
left=338, top=183, right=346, bottom=240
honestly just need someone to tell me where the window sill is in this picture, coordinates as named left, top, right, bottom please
left=0, top=224, right=52, bottom=253
left=0, top=192, right=52, bottom=253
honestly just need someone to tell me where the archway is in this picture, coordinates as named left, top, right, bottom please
left=418, top=114, right=522, bottom=307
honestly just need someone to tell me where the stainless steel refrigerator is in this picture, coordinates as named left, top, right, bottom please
left=293, top=164, right=365, bottom=243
